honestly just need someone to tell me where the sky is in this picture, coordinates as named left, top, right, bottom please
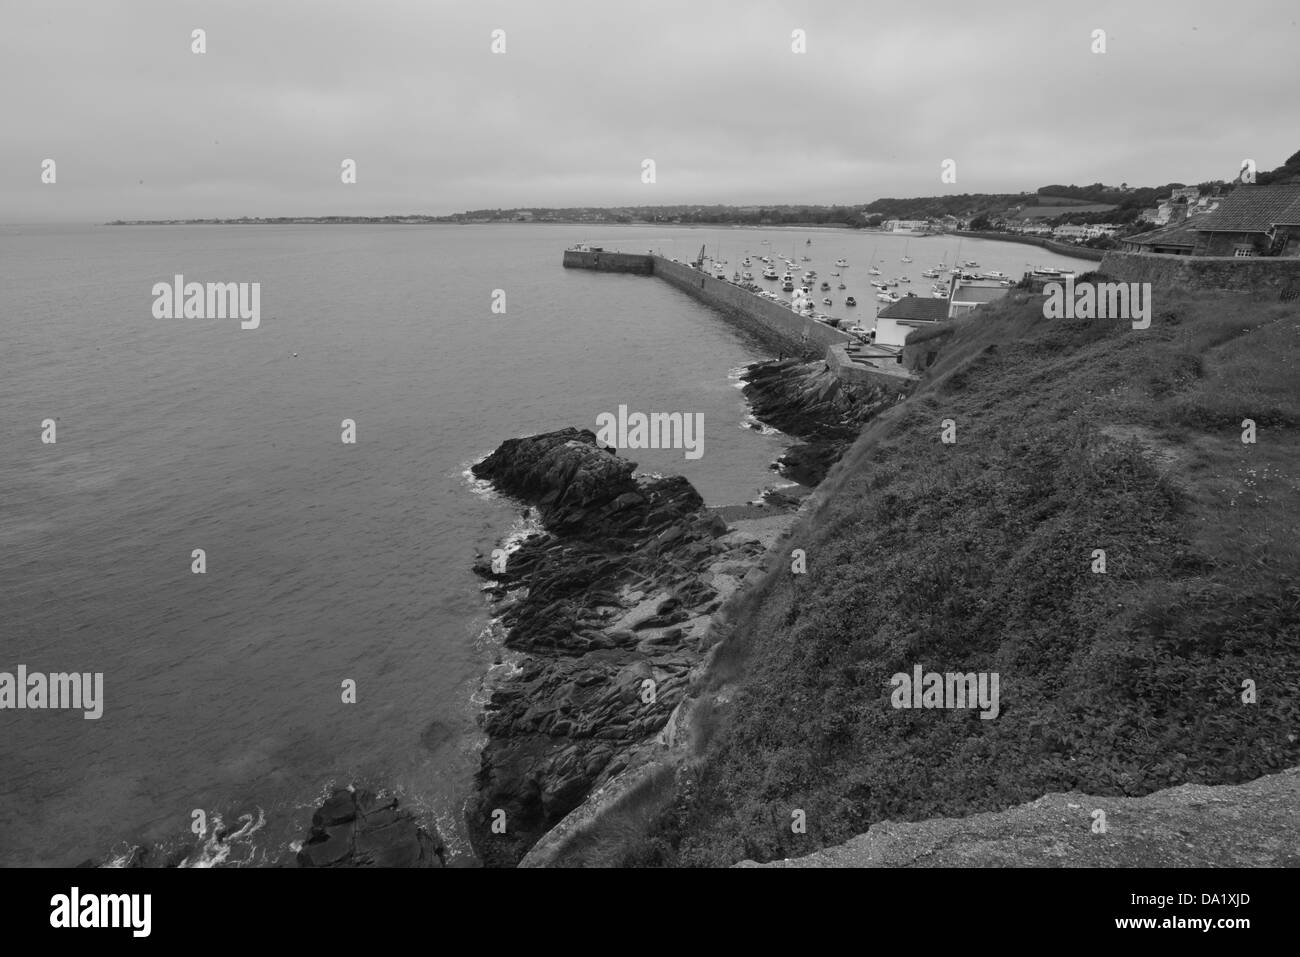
left=2, top=0, right=1297, bottom=222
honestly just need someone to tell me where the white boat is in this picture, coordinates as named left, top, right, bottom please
left=921, top=269, right=939, bottom=279
left=900, top=276, right=911, bottom=283
left=835, top=258, right=849, bottom=267
left=838, top=282, right=846, bottom=289
left=822, top=297, right=833, bottom=305
left=876, top=292, right=899, bottom=303
left=871, top=281, right=887, bottom=290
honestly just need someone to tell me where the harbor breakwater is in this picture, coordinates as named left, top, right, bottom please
left=562, top=250, right=853, bottom=357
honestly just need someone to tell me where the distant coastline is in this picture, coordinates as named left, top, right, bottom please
left=103, top=217, right=867, bottom=228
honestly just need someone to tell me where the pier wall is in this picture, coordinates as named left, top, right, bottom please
left=561, top=249, right=655, bottom=273
left=650, top=256, right=853, bottom=355
left=1097, top=250, right=1300, bottom=293
left=957, top=231, right=1106, bottom=262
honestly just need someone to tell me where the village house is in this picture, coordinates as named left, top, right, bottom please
left=872, top=296, right=950, bottom=349
left=1052, top=224, right=1089, bottom=241
left=883, top=219, right=931, bottom=233
left=872, top=278, right=1013, bottom=349
left=1123, top=183, right=1300, bottom=257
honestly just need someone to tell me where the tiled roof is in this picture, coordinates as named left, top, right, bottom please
left=1191, top=184, right=1300, bottom=233
left=1274, top=195, right=1300, bottom=226
left=1128, top=220, right=1200, bottom=247
left=877, top=297, right=950, bottom=321
left=952, top=285, right=1008, bottom=304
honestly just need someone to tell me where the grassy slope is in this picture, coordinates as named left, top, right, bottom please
left=626, top=284, right=1300, bottom=866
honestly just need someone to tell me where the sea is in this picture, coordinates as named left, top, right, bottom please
left=0, top=222, right=1097, bottom=866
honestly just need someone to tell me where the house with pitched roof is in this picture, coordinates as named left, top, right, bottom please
left=873, top=295, right=950, bottom=348
left=1122, top=184, right=1300, bottom=257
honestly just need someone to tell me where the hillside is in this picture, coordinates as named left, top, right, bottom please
left=736, top=767, right=1300, bottom=867
left=619, top=281, right=1300, bottom=867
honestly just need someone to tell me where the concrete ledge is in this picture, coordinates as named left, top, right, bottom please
left=826, top=343, right=916, bottom=390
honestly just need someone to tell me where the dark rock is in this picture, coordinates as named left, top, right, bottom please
left=296, top=788, right=444, bottom=868
left=312, top=789, right=358, bottom=827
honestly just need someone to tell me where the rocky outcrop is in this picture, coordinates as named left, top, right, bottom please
left=736, top=767, right=1300, bottom=867
left=294, top=788, right=444, bottom=868
left=742, top=359, right=904, bottom=484
left=76, top=786, right=442, bottom=868
left=467, top=428, right=775, bottom=866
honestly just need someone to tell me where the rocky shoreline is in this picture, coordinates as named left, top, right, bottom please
left=73, top=358, right=900, bottom=869
left=465, top=357, right=904, bottom=866
left=77, top=787, right=444, bottom=868
left=742, top=357, right=904, bottom=485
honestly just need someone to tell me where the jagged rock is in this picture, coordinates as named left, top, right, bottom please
left=742, top=359, right=903, bottom=484
left=295, top=788, right=444, bottom=868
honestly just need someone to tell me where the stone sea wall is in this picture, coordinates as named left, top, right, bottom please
left=561, top=249, right=655, bottom=273
left=650, top=256, right=852, bottom=355
left=956, top=230, right=1106, bottom=261
left=1098, top=249, right=1300, bottom=293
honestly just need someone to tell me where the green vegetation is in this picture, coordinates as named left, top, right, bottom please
left=624, top=285, right=1300, bottom=867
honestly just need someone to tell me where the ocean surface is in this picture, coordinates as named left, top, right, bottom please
left=0, top=223, right=1095, bottom=866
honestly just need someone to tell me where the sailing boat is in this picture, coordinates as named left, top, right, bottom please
left=868, top=245, right=880, bottom=275
left=949, top=239, right=963, bottom=274
left=900, top=240, right=913, bottom=263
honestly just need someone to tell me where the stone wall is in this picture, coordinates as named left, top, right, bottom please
left=561, top=250, right=655, bottom=274
left=957, top=230, right=1106, bottom=261
left=651, top=256, right=852, bottom=355
left=1097, top=250, right=1300, bottom=293
left=825, top=344, right=915, bottom=393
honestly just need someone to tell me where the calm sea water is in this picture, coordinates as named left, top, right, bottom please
left=0, top=223, right=1094, bottom=866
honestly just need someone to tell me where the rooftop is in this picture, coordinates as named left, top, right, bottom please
left=877, top=297, right=950, bottom=322
left=1192, top=184, right=1300, bottom=233
left=1128, top=220, right=1201, bottom=247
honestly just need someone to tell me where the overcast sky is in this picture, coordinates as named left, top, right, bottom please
left=2, top=0, right=1297, bottom=222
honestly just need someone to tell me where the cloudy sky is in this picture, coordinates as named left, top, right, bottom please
left=2, top=0, right=1297, bottom=222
